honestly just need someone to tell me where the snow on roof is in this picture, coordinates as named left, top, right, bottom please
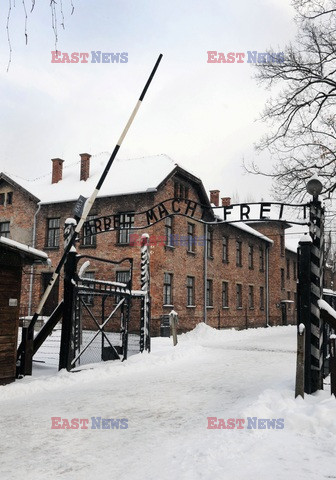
left=318, top=299, right=336, bottom=320
left=4, top=153, right=178, bottom=205
left=285, top=239, right=299, bottom=254
left=232, top=222, right=273, bottom=244
left=213, top=209, right=273, bottom=244
left=0, top=236, right=48, bottom=261
left=323, top=288, right=336, bottom=297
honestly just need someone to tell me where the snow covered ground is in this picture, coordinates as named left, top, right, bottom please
left=1, top=324, right=335, bottom=480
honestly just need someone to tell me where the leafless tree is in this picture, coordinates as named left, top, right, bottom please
left=231, top=190, right=257, bottom=204
left=6, top=0, right=75, bottom=72
left=245, top=0, right=336, bottom=203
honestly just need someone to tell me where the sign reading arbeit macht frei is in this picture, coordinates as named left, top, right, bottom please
left=82, top=199, right=309, bottom=238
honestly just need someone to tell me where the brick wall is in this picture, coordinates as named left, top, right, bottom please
left=248, top=222, right=298, bottom=326
left=2, top=170, right=301, bottom=336
left=0, top=179, right=39, bottom=311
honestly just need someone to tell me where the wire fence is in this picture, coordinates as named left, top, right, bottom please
left=18, top=319, right=141, bottom=371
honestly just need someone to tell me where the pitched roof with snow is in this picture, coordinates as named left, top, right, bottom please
left=0, top=236, right=49, bottom=262
left=2, top=152, right=274, bottom=244
left=3, top=153, right=179, bottom=205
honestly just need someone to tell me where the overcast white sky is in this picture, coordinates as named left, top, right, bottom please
left=0, top=0, right=298, bottom=201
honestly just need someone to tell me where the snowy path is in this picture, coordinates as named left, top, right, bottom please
left=1, top=324, right=335, bottom=480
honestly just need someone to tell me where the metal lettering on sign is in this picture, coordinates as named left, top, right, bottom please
left=81, top=199, right=309, bottom=239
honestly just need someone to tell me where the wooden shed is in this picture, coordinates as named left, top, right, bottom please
left=0, top=237, right=49, bottom=385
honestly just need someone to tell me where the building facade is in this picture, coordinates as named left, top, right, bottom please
left=0, top=153, right=304, bottom=334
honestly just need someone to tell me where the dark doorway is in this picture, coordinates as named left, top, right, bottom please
left=41, top=273, right=59, bottom=316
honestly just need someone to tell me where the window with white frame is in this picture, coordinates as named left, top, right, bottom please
left=165, top=216, right=174, bottom=247
left=206, top=279, right=213, bottom=307
left=187, top=223, right=196, bottom=252
left=260, top=286, right=265, bottom=310
left=248, top=285, right=254, bottom=309
left=187, top=276, right=195, bottom=306
left=118, top=212, right=134, bottom=244
left=82, top=215, right=97, bottom=247
left=236, top=240, right=242, bottom=267
left=222, top=281, right=229, bottom=308
left=222, top=236, right=229, bottom=263
left=164, top=273, right=173, bottom=305
left=0, top=221, right=10, bottom=238
left=236, top=284, right=242, bottom=309
left=46, top=218, right=60, bottom=247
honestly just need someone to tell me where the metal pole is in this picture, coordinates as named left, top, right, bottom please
left=101, top=295, right=106, bottom=361
left=204, top=224, right=208, bottom=324
left=59, top=249, right=77, bottom=371
left=140, top=234, right=151, bottom=352
left=169, top=310, right=178, bottom=346
left=298, top=236, right=312, bottom=394
left=265, top=244, right=270, bottom=327
left=59, top=219, right=77, bottom=370
left=295, top=323, right=305, bottom=398
left=330, top=334, right=336, bottom=397
left=17, top=54, right=163, bottom=361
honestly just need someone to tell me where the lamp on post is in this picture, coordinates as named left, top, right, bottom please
left=306, top=174, right=323, bottom=201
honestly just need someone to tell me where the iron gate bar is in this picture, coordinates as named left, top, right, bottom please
left=77, top=283, right=146, bottom=297
left=71, top=297, right=126, bottom=365
left=121, top=285, right=132, bottom=361
left=79, top=297, right=120, bottom=353
left=101, top=295, right=107, bottom=362
left=77, top=254, right=134, bottom=267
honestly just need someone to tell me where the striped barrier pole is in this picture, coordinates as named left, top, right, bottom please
left=140, top=234, right=151, bottom=352
left=17, top=54, right=162, bottom=367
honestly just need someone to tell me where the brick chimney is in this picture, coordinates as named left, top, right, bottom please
left=51, top=158, right=64, bottom=184
left=80, top=153, right=91, bottom=181
left=221, top=197, right=231, bottom=206
left=210, top=190, right=220, bottom=207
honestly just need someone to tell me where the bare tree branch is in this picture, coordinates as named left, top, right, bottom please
left=4, top=0, right=76, bottom=70
left=6, top=0, right=13, bottom=72
left=246, top=0, right=336, bottom=206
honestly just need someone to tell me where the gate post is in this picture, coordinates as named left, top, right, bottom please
left=140, top=234, right=151, bottom=352
left=19, top=326, right=34, bottom=376
left=59, top=219, right=77, bottom=371
left=308, top=194, right=324, bottom=391
left=304, top=175, right=325, bottom=393
left=295, top=323, right=305, bottom=398
left=330, top=334, right=336, bottom=397
left=297, top=235, right=312, bottom=393
left=59, top=249, right=77, bottom=370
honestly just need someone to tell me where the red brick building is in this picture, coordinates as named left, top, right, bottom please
left=0, top=153, right=301, bottom=334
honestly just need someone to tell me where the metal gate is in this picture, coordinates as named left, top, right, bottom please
left=59, top=234, right=150, bottom=370
left=72, top=256, right=134, bottom=368
left=59, top=249, right=150, bottom=371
